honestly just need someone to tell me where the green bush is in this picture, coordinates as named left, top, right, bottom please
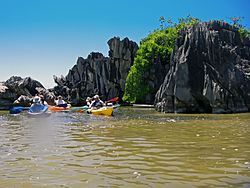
left=123, top=28, right=178, bottom=103
left=123, top=16, right=200, bottom=103
left=229, top=17, right=250, bottom=39
left=238, top=27, right=250, bottom=39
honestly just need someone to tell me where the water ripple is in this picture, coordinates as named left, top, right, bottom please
left=0, top=109, right=249, bottom=187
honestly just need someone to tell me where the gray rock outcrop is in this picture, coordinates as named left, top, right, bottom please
left=53, top=37, right=138, bottom=105
left=5, top=76, right=44, bottom=97
left=141, top=57, right=170, bottom=104
left=0, top=82, right=17, bottom=109
left=155, top=21, right=250, bottom=113
left=0, top=76, right=55, bottom=109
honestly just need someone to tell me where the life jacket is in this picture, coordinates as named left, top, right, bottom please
left=91, top=100, right=104, bottom=108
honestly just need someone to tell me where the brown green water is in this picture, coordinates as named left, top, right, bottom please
left=0, top=108, right=250, bottom=187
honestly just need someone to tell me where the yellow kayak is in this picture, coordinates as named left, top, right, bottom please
left=89, top=107, right=114, bottom=116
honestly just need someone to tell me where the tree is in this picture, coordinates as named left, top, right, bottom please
left=229, top=16, right=244, bottom=28
left=159, top=16, right=166, bottom=30
left=123, top=16, right=200, bottom=103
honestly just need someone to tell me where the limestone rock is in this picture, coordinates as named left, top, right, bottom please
left=0, top=76, right=52, bottom=109
left=155, top=21, right=250, bottom=113
left=53, top=37, right=138, bottom=105
left=5, top=76, right=44, bottom=97
left=0, top=82, right=17, bottom=109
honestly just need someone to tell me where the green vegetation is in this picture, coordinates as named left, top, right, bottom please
left=123, top=16, right=200, bottom=103
left=123, top=27, right=178, bottom=103
left=229, top=16, right=250, bottom=39
left=238, top=27, right=250, bottom=38
left=123, top=16, right=249, bottom=104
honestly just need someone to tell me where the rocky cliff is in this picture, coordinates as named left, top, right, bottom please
left=0, top=76, right=55, bottom=109
left=155, top=21, right=250, bottom=113
left=53, top=37, right=138, bottom=105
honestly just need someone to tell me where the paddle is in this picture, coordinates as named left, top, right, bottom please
left=9, top=106, right=30, bottom=114
left=106, top=97, right=119, bottom=103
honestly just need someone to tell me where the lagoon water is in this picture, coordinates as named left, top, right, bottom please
left=0, top=107, right=250, bottom=187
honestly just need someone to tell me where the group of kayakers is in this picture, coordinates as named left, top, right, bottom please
left=31, top=95, right=66, bottom=106
left=10, top=94, right=119, bottom=116
left=30, top=94, right=108, bottom=110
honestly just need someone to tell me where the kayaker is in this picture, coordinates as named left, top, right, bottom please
left=30, top=96, right=45, bottom=113
left=86, top=97, right=92, bottom=107
left=40, top=95, right=48, bottom=106
left=90, top=95, right=104, bottom=109
left=33, top=95, right=41, bottom=103
left=55, top=95, right=66, bottom=106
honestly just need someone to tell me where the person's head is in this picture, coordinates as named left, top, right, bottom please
left=93, top=95, right=99, bottom=101
left=86, top=97, right=91, bottom=102
left=58, top=95, right=62, bottom=100
left=40, top=95, right=45, bottom=101
left=33, top=96, right=40, bottom=103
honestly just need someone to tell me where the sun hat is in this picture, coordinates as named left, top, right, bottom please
left=93, top=95, right=99, bottom=99
left=33, top=96, right=40, bottom=103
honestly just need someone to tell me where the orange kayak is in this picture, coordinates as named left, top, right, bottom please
left=48, top=106, right=69, bottom=111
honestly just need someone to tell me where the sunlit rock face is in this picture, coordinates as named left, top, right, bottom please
left=0, top=76, right=55, bottom=109
left=53, top=37, right=138, bottom=105
left=155, top=21, right=250, bottom=113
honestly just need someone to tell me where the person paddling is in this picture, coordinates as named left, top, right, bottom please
left=90, top=95, right=104, bottom=109
left=30, top=96, right=45, bottom=113
left=55, top=95, right=66, bottom=106
left=40, top=95, right=48, bottom=106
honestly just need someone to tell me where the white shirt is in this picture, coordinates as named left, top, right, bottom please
left=55, top=99, right=66, bottom=105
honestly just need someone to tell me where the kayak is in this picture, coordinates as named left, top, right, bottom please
left=29, top=104, right=48, bottom=113
left=9, top=106, right=29, bottom=114
left=48, top=105, right=70, bottom=111
left=28, top=104, right=50, bottom=117
left=114, top=104, right=120, bottom=109
left=70, top=105, right=89, bottom=112
left=88, top=107, right=114, bottom=116
left=109, top=104, right=120, bottom=109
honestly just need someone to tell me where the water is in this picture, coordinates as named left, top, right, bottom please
left=0, top=108, right=250, bottom=187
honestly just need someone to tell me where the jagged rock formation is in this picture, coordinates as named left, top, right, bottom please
left=53, top=37, right=138, bottom=105
left=142, top=60, right=170, bottom=104
left=5, top=76, right=44, bottom=97
left=0, top=76, right=55, bottom=109
left=155, top=21, right=250, bottom=113
left=0, top=82, right=16, bottom=109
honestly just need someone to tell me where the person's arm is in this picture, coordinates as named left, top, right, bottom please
left=100, top=100, right=105, bottom=106
left=90, top=101, right=95, bottom=108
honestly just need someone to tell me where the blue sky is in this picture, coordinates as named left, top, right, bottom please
left=0, top=0, right=249, bottom=88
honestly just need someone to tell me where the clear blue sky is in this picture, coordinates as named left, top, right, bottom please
left=0, top=0, right=249, bottom=88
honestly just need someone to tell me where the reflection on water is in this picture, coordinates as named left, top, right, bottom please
left=0, top=108, right=250, bottom=187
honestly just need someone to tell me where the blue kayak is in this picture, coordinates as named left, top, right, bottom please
left=28, top=104, right=50, bottom=117
left=9, top=106, right=29, bottom=114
